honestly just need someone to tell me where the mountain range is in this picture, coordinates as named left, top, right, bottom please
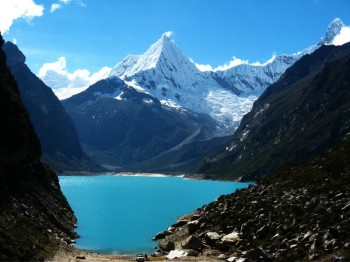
left=197, top=42, right=350, bottom=181
left=60, top=18, right=348, bottom=171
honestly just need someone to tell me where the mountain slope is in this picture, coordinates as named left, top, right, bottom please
left=196, top=43, right=350, bottom=181
left=0, top=33, right=77, bottom=261
left=3, top=42, right=103, bottom=172
left=109, top=33, right=251, bottom=129
left=158, top=136, right=350, bottom=261
left=63, top=77, right=217, bottom=169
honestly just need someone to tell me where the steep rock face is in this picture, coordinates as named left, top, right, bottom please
left=197, top=43, right=350, bottom=181
left=63, top=77, right=217, bottom=169
left=3, top=42, right=103, bottom=172
left=0, top=33, right=77, bottom=261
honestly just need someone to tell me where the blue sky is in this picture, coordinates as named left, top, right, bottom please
left=1, top=0, right=350, bottom=76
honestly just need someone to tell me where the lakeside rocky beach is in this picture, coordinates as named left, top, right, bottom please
left=154, top=138, right=350, bottom=261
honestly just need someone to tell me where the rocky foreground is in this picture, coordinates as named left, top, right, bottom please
left=154, top=138, right=350, bottom=261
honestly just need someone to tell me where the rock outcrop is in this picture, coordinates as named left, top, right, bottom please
left=0, top=33, right=77, bottom=261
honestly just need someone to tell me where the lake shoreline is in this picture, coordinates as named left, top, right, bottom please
left=57, top=170, right=230, bottom=182
left=58, top=175, right=249, bottom=259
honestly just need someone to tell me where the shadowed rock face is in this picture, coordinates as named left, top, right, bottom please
left=197, top=43, right=350, bottom=181
left=2, top=41, right=103, bottom=173
left=62, top=77, right=217, bottom=169
left=0, top=33, right=77, bottom=261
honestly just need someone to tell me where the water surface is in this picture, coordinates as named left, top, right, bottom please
left=59, top=174, right=249, bottom=254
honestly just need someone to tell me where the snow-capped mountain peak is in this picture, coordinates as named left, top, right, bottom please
left=110, top=32, right=198, bottom=78
left=103, top=19, right=350, bottom=131
left=323, top=18, right=345, bottom=44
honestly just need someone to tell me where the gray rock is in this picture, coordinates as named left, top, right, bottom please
left=188, top=220, right=200, bottom=234
left=153, top=230, right=171, bottom=240
left=172, top=220, right=187, bottom=228
left=183, top=249, right=199, bottom=256
left=205, top=232, right=221, bottom=245
left=158, top=239, right=175, bottom=251
left=221, top=231, right=241, bottom=244
left=181, top=235, right=202, bottom=251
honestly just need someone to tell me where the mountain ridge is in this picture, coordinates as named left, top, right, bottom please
left=0, top=32, right=77, bottom=261
left=3, top=42, right=104, bottom=173
left=196, top=43, right=350, bottom=181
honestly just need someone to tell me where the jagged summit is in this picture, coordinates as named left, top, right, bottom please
left=103, top=19, right=349, bottom=129
left=321, top=18, right=345, bottom=45
left=110, top=32, right=197, bottom=78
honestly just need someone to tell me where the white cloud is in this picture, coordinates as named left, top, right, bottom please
left=37, top=57, right=112, bottom=99
left=0, top=0, right=44, bottom=34
left=213, top=56, right=249, bottom=71
left=50, top=3, right=62, bottom=13
left=50, top=0, right=85, bottom=13
left=195, top=63, right=214, bottom=72
left=333, top=26, right=350, bottom=46
left=193, top=54, right=277, bottom=72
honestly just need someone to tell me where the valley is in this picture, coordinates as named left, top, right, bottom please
left=0, top=4, right=350, bottom=261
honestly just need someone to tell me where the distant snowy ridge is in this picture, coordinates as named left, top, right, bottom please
left=105, top=18, right=348, bottom=128
left=38, top=18, right=349, bottom=129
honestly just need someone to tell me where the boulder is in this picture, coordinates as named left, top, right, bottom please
left=188, top=220, right=200, bottom=234
left=221, top=232, right=241, bottom=244
left=181, top=235, right=202, bottom=251
left=166, top=249, right=187, bottom=260
left=205, top=232, right=221, bottom=246
left=158, top=239, right=175, bottom=251
left=153, top=231, right=171, bottom=240
left=172, top=220, right=187, bottom=228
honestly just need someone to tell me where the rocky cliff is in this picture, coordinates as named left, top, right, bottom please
left=0, top=33, right=77, bottom=261
left=3, top=42, right=103, bottom=173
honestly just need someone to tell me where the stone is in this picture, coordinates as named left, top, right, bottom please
left=168, top=226, right=176, bottom=233
left=221, top=231, right=241, bottom=244
left=188, top=220, right=200, bottom=234
left=244, top=248, right=272, bottom=261
left=153, top=231, right=171, bottom=240
left=158, top=239, right=175, bottom=251
left=166, top=249, right=187, bottom=260
left=205, top=232, right=221, bottom=245
left=256, top=225, right=269, bottom=238
left=172, top=220, right=187, bottom=228
left=218, top=254, right=227, bottom=260
left=303, top=231, right=312, bottom=241
left=342, top=202, right=350, bottom=211
left=183, top=249, right=199, bottom=256
left=227, top=257, right=237, bottom=262
left=191, top=214, right=201, bottom=221
left=181, top=235, right=202, bottom=251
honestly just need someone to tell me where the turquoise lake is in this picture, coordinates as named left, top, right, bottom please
left=59, top=174, right=250, bottom=254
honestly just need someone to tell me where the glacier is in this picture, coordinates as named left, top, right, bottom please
left=106, top=18, right=347, bottom=130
